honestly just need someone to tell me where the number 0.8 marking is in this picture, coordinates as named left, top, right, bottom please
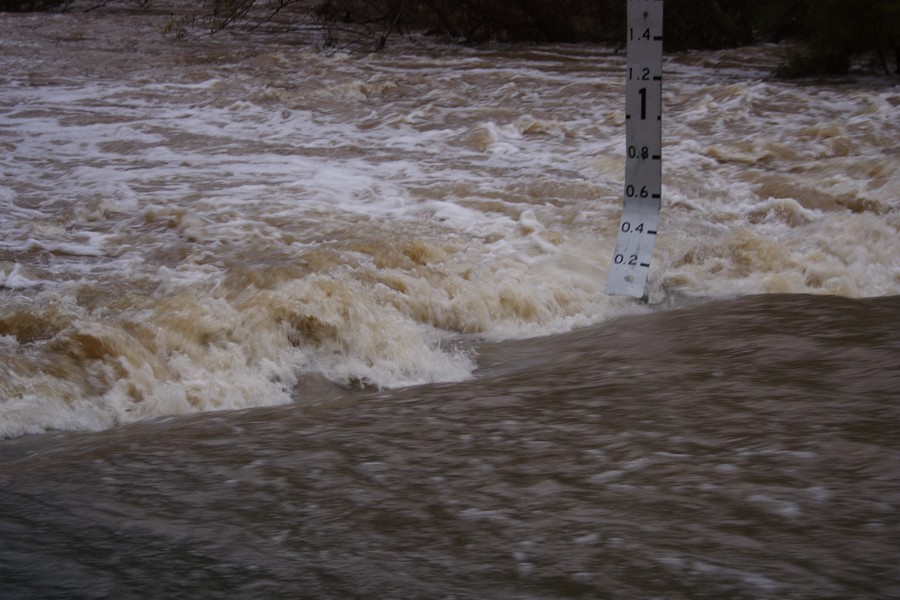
left=628, top=145, right=650, bottom=159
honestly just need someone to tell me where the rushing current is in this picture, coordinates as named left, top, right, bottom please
left=1, top=7, right=898, bottom=599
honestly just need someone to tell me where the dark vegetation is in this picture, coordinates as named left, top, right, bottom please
left=2, top=0, right=899, bottom=76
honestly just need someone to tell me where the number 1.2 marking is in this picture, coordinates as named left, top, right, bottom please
left=629, top=67, right=650, bottom=80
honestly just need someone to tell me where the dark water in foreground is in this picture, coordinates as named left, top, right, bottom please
left=2, top=294, right=898, bottom=599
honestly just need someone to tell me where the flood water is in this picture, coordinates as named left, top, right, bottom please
left=1, top=6, right=899, bottom=599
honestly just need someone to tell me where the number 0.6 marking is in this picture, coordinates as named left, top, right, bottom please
left=625, top=184, right=649, bottom=198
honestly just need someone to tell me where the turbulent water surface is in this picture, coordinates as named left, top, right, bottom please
left=1, top=7, right=898, bottom=599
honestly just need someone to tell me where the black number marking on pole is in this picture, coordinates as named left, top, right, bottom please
left=621, top=221, right=646, bottom=233
left=625, top=185, right=649, bottom=198
left=628, top=67, right=651, bottom=80
left=638, top=87, right=647, bottom=120
left=630, top=28, right=651, bottom=40
left=628, top=145, right=651, bottom=159
left=628, top=146, right=659, bottom=160
left=614, top=254, right=640, bottom=266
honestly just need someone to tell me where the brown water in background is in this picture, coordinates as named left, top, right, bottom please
left=0, top=7, right=898, bottom=599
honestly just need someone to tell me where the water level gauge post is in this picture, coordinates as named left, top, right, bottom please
left=606, top=0, right=663, bottom=300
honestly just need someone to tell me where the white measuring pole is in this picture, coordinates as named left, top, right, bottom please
left=606, top=0, right=663, bottom=300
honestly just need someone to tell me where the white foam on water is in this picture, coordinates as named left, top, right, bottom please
left=0, top=264, right=43, bottom=290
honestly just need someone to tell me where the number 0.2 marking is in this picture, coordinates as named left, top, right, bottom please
left=614, top=254, right=639, bottom=265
